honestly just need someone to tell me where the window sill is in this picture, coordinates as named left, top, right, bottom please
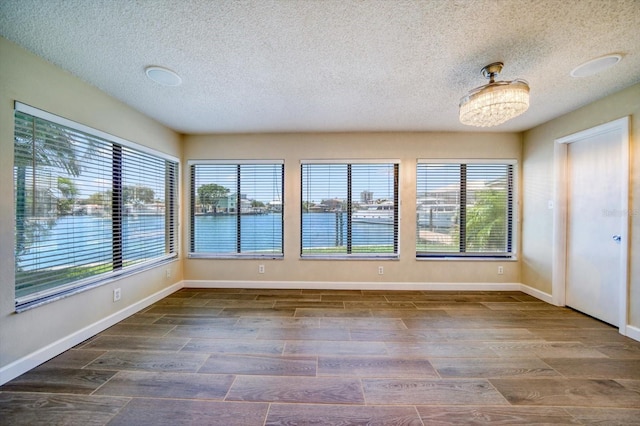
left=300, top=255, right=399, bottom=260
left=416, top=256, right=518, bottom=261
left=188, top=253, right=284, bottom=260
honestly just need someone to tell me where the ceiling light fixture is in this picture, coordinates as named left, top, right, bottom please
left=570, top=54, right=622, bottom=78
left=459, top=62, right=530, bottom=127
left=144, top=66, right=182, bottom=87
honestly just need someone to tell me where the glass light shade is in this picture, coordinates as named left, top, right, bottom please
left=459, top=79, right=530, bottom=127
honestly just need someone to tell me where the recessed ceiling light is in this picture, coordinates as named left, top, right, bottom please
left=570, top=54, right=622, bottom=78
left=145, top=66, right=182, bottom=86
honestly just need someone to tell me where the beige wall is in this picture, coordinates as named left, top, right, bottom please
left=0, top=37, right=183, bottom=377
left=522, top=83, right=640, bottom=327
left=183, top=132, right=522, bottom=285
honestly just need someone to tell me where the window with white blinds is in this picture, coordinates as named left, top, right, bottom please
left=189, top=161, right=284, bottom=257
left=13, top=103, right=178, bottom=310
left=301, top=161, right=399, bottom=258
left=416, top=161, right=515, bottom=258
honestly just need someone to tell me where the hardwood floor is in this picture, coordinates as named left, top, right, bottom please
left=2, top=288, right=640, bottom=425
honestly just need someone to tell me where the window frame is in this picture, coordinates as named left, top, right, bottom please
left=13, top=102, right=179, bottom=311
left=300, top=159, right=400, bottom=260
left=416, top=158, right=517, bottom=260
left=188, top=159, right=285, bottom=259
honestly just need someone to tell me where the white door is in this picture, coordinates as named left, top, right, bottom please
left=565, top=124, right=627, bottom=326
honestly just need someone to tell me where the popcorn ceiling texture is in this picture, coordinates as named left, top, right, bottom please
left=0, top=0, right=639, bottom=133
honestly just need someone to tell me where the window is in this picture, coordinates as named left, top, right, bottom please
left=301, top=161, right=399, bottom=258
left=416, top=160, right=515, bottom=258
left=189, top=161, right=284, bottom=257
left=13, top=103, right=178, bottom=310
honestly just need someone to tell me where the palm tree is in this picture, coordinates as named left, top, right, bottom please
left=57, top=177, right=79, bottom=215
left=14, top=112, right=82, bottom=257
left=465, top=189, right=508, bottom=252
left=197, top=183, right=229, bottom=213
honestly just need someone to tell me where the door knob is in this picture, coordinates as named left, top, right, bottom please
left=612, top=235, right=622, bottom=243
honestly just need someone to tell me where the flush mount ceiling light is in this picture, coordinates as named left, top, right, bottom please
left=459, top=62, right=530, bottom=127
left=570, top=54, right=622, bottom=78
left=144, top=66, right=182, bottom=87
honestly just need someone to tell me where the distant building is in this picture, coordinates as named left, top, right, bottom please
left=360, top=190, right=373, bottom=204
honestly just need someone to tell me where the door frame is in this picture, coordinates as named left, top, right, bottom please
left=552, top=116, right=630, bottom=335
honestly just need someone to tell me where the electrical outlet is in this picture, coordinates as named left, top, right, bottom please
left=113, top=288, right=121, bottom=302
left=497, top=266, right=504, bottom=275
left=165, top=269, right=171, bottom=279
left=258, top=264, right=265, bottom=274
left=378, top=266, right=384, bottom=275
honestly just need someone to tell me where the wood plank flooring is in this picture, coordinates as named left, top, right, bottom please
left=2, top=288, right=640, bottom=425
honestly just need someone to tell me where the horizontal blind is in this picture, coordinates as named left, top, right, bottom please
left=165, top=160, right=178, bottom=254
left=416, top=162, right=514, bottom=257
left=240, top=164, right=283, bottom=254
left=121, top=146, right=172, bottom=267
left=190, top=163, right=283, bottom=256
left=465, top=164, right=513, bottom=254
left=14, top=112, right=115, bottom=300
left=301, top=164, right=348, bottom=255
left=416, top=163, right=461, bottom=254
left=14, top=107, right=178, bottom=308
left=301, top=162, right=399, bottom=257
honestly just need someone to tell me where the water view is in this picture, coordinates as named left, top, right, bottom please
left=19, top=212, right=398, bottom=270
left=18, top=215, right=167, bottom=271
left=194, top=212, right=396, bottom=253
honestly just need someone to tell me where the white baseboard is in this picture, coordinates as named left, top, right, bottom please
left=518, top=283, right=554, bottom=304
left=625, top=325, right=640, bottom=342
left=0, top=281, right=183, bottom=386
left=183, top=280, right=525, bottom=292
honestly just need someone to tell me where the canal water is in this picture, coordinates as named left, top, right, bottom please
left=19, top=212, right=397, bottom=270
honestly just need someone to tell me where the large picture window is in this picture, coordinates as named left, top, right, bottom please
left=301, top=161, right=399, bottom=258
left=13, top=103, right=178, bottom=310
left=189, top=161, right=284, bottom=257
left=416, top=160, right=515, bottom=258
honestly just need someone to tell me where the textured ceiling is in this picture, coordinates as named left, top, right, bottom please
left=1, top=0, right=639, bottom=134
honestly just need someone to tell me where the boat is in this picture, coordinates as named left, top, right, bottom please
left=352, top=202, right=395, bottom=225
left=417, top=204, right=457, bottom=228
